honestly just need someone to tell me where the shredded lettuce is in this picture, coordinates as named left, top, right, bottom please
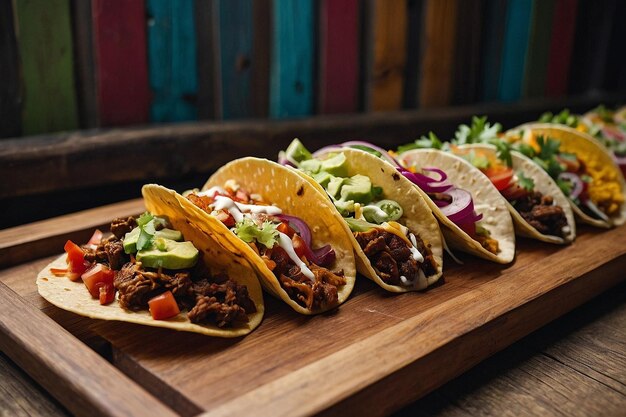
left=345, top=217, right=377, bottom=232
left=234, top=218, right=279, bottom=248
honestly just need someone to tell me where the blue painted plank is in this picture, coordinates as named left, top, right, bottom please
left=147, top=0, right=198, bottom=122
left=218, top=0, right=253, bottom=119
left=480, top=0, right=508, bottom=101
left=497, top=0, right=533, bottom=102
left=270, top=0, right=314, bottom=118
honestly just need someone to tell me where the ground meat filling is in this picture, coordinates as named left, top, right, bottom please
left=85, top=217, right=257, bottom=328
left=263, top=246, right=346, bottom=311
left=353, top=228, right=437, bottom=287
left=513, top=192, right=568, bottom=238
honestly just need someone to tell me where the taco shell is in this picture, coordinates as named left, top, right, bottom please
left=511, top=123, right=626, bottom=228
left=297, top=148, right=444, bottom=292
left=177, top=157, right=357, bottom=315
left=454, top=143, right=576, bottom=244
left=398, top=149, right=516, bottom=264
left=37, top=185, right=265, bottom=337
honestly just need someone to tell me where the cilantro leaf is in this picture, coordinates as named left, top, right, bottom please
left=512, top=142, right=536, bottom=158
left=489, top=139, right=513, bottom=167
left=234, top=218, right=279, bottom=248
left=453, top=116, right=502, bottom=145
left=536, top=135, right=561, bottom=160
left=516, top=171, right=535, bottom=191
left=397, top=132, right=444, bottom=153
left=538, top=109, right=580, bottom=128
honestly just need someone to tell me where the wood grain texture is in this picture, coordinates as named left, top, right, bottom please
left=0, top=0, right=22, bottom=138
left=14, top=0, right=78, bottom=135
left=147, top=0, right=198, bottom=122
left=0, top=352, right=69, bottom=417
left=194, top=0, right=218, bottom=120
left=418, top=0, right=458, bottom=108
left=90, top=225, right=624, bottom=416
left=0, top=282, right=179, bottom=417
left=318, top=0, right=360, bottom=114
left=399, top=281, right=626, bottom=416
left=2, top=94, right=626, bottom=201
left=498, top=0, right=533, bottom=102
left=217, top=0, right=253, bottom=119
left=93, top=0, right=150, bottom=126
left=545, top=0, right=578, bottom=97
left=0, top=198, right=144, bottom=269
left=72, top=0, right=99, bottom=128
left=0, top=201, right=625, bottom=416
left=270, top=0, right=314, bottom=118
left=364, top=0, right=407, bottom=111
left=522, top=0, right=555, bottom=98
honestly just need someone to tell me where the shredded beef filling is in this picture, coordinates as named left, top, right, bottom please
left=262, top=246, right=346, bottom=311
left=513, top=192, right=568, bottom=238
left=353, top=228, right=437, bottom=287
left=83, top=217, right=257, bottom=328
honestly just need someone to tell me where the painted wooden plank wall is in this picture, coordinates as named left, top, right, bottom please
left=217, top=0, right=253, bottom=119
left=318, top=0, right=360, bottom=114
left=93, top=0, right=150, bottom=126
left=14, top=0, right=78, bottom=135
left=523, top=0, right=556, bottom=98
left=270, top=0, right=314, bottom=118
left=147, top=0, right=198, bottom=122
left=545, top=0, right=578, bottom=97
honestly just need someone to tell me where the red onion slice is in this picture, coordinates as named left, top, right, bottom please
left=439, top=188, right=475, bottom=223
left=398, top=168, right=453, bottom=193
left=311, top=244, right=336, bottom=267
left=421, top=167, right=448, bottom=182
left=558, top=172, right=584, bottom=200
left=276, top=214, right=312, bottom=247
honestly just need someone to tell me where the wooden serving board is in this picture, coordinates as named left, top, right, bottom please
left=1, top=199, right=625, bottom=417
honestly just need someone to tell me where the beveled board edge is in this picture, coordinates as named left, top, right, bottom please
left=0, top=281, right=180, bottom=417
left=0, top=198, right=144, bottom=268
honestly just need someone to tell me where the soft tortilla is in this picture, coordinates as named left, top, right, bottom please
left=398, top=149, right=516, bottom=264
left=37, top=186, right=265, bottom=338
left=297, top=148, right=444, bottom=292
left=177, top=157, right=357, bottom=315
left=510, top=123, right=626, bottom=228
left=454, top=143, right=576, bottom=244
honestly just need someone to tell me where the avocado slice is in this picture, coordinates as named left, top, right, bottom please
left=319, top=152, right=348, bottom=177
left=339, top=175, right=374, bottom=204
left=123, top=227, right=184, bottom=254
left=136, top=239, right=199, bottom=270
left=299, top=159, right=322, bottom=174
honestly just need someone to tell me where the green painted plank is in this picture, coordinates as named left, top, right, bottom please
left=15, top=0, right=78, bottom=135
left=0, top=0, right=21, bottom=138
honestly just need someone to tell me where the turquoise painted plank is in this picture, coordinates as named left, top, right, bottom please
left=497, top=0, right=533, bottom=102
left=480, top=0, right=507, bottom=101
left=270, top=0, right=314, bottom=118
left=147, top=0, right=197, bottom=122
left=219, top=0, right=253, bottom=119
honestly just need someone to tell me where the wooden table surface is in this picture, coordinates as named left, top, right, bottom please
left=2, top=279, right=624, bottom=417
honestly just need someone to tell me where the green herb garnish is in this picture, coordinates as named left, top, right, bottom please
left=234, top=218, right=279, bottom=248
left=516, top=171, right=535, bottom=191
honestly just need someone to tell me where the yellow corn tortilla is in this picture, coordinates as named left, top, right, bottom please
left=176, top=157, right=357, bottom=315
left=509, top=123, right=626, bottom=228
left=453, top=143, right=576, bottom=244
left=296, top=148, right=444, bottom=292
left=398, top=149, right=515, bottom=264
left=36, top=186, right=265, bottom=338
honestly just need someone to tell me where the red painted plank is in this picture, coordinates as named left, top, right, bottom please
left=92, top=0, right=150, bottom=126
left=545, top=0, right=578, bottom=97
left=318, top=0, right=359, bottom=114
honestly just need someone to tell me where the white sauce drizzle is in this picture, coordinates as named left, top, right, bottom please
left=277, top=232, right=315, bottom=281
left=408, top=233, right=424, bottom=262
left=198, top=186, right=226, bottom=198
left=210, top=195, right=283, bottom=223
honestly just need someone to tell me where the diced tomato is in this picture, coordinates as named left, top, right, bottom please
left=215, top=210, right=235, bottom=227
left=98, top=283, right=116, bottom=305
left=235, top=188, right=250, bottom=202
left=277, top=221, right=296, bottom=238
left=148, top=291, right=180, bottom=320
left=81, top=263, right=114, bottom=298
left=87, top=229, right=103, bottom=246
left=50, top=267, right=68, bottom=277
left=501, top=183, right=530, bottom=201
left=292, top=234, right=307, bottom=259
left=483, top=167, right=514, bottom=191
left=64, top=240, right=88, bottom=281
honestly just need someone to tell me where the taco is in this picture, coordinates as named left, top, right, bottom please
left=279, top=140, right=444, bottom=292
left=37, top=186, right=265, bottom=338
left=451, top=144, right=575, bottom=244
left=178, top=158, right=356, bottom=314
left=506, top=123, right=626, bottom=228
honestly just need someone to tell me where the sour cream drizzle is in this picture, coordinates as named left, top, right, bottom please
left=198, top=186, right=226, bottom=198
left=210, top=195, right=283, bottom=223
left=277, top=232, right=315, bottom=281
